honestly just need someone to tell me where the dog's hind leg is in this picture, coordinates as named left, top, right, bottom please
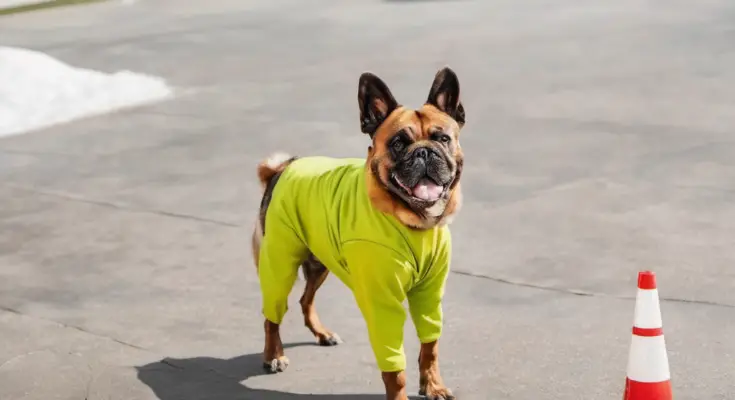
left=299, top=255, right=342, bottom=346
left=257, top=221, right=309, bottom=373
left=252, top=153, right=304, bottom=373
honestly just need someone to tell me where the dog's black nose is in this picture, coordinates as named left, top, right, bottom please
left=414, top=147, right=429, bottom=160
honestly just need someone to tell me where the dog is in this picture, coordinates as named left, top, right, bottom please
left=251, top=67, right=466, bottom=400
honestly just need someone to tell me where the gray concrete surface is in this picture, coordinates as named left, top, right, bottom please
left=1, top=0, right=735, bottom=398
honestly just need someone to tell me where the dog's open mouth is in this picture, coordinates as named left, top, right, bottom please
left=391, top=174, right=446, bottom=202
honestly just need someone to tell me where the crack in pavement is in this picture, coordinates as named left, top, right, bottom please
left=0, top=307, right=241, bottom=389
left=3, top=182, right=241, bottom=228
left=160, top=357, right=240, bottom=382
left=0, top=350, right=49, bottom=369
left=0, top=305, right=149, bottom=352
left=159, top=359, right=185, bottom=370
left=452, top=269, right=735, bottom=308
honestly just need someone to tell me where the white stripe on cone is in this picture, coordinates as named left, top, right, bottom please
left=627, top=335, right=671, bottom=382
left=633, top=288, right=663, bottom=329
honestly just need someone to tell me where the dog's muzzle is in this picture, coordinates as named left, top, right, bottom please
left=391, top=146, right=454, bottom=203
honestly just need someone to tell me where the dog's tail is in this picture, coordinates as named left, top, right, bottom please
left=256, top=152, right=296, bottom=190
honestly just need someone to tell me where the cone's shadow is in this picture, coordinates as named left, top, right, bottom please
left=136, top=342, right=422, bottom=400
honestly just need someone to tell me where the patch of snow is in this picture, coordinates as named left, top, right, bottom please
left=0, top=46, right=173, bottom=137
left=0, top=0, right=47, bottom=8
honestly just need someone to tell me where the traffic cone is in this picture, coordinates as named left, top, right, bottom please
left=623, top=271, right=673, bottom=399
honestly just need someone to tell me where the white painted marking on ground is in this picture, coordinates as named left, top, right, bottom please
left=0, top=46, right=173, bottom=137
left=0, top=0, right=47, bottom=8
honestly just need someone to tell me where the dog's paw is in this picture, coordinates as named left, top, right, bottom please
left=317, top=332, right=343, bottom=346
left=419, top=385, right=455, bottom=400
left=262, top=356, right=290, bottom=373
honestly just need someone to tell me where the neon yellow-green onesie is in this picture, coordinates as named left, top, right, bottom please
left=258, top=156, right=451, bottom=372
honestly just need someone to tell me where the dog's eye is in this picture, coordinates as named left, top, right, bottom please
left=432, top=133, right=451, bottom=143
left=391, top=140, right=405, bottom=152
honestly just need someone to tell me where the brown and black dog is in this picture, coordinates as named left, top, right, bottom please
left=251, top=67, right=466, bottom=400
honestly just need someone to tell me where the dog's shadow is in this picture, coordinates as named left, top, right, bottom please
left=136, top=342, right=422, bottom=400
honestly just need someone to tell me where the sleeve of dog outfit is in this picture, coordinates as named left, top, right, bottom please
left=342, top=241, right=415, bottom=372
left=407, top=233, right=451, bottom=344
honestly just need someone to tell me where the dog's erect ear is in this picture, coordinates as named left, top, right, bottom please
left=358, top=73, right=399, bottom=137
left=426, top=67, right=465, bottom=127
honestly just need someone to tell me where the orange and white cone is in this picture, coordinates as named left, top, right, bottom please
left=623, top=271, right=673, bottom=400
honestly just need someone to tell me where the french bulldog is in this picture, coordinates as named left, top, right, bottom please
left=251, top=67, right=466, bottom=400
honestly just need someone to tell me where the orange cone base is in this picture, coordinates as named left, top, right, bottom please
left=624, top=378, right=672, bottom=400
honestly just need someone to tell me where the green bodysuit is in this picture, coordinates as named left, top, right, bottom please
left=258, top=156, right=451, bottom=372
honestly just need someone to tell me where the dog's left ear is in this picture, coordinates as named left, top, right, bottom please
left=358, top=72, right=399, bottom=137
left=426, top=67, right=465, bottom=127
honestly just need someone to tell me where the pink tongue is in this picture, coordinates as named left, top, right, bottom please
left=412, top=179, right=444, bottom=201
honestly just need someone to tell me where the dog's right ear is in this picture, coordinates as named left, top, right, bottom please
left=426, top=67, right=465, bottom=127
left=358, top=73, right=398, bottom=137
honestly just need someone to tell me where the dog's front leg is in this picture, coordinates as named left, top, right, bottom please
left=418, top=340, right=454, bottom=399
left=343, top=242, right=423, bottom=399
left=407, top=256, right=453, bottom=399
left=382, top=371, right=408, bottom=400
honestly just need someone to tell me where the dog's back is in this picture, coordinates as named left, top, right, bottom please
left=251, top=154, right=365, bottom=274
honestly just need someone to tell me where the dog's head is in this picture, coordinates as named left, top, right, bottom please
left=359, top=67, right=466, bottom=230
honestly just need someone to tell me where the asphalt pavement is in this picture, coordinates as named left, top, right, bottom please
left=1, top=0, right=735, bottom=398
